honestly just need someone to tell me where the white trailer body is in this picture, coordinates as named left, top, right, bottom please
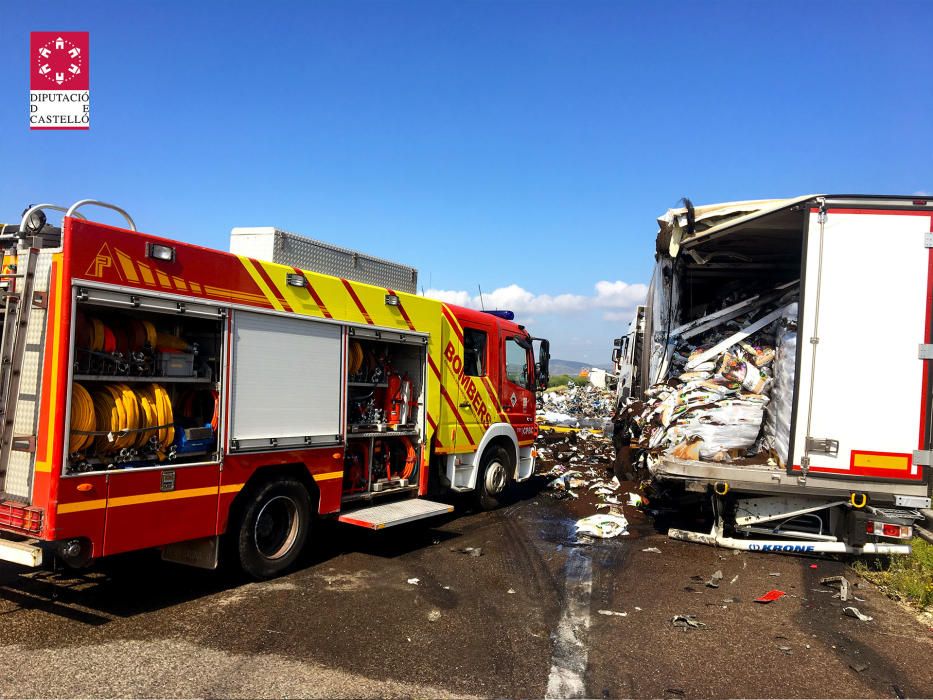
left=635, top=194, right=933, bottom=552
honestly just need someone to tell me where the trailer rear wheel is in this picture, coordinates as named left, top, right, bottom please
left=235, top=479, right=311, bottom=579
left=475, top=445, right=512, bottom=511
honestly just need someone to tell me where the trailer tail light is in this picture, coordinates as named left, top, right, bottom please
left=866, top=520, right=912, bottom=539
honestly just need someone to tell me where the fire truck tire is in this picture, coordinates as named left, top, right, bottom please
left=475, top=445, right=513, bottom=511
left=234, top=479, right=312, bottom=579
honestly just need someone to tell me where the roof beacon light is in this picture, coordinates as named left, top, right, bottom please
left=146, top=243, right=175, bottom=263
left=285, top=273, right=308, bottom=288
left=482, top=310, right=514, bottom=321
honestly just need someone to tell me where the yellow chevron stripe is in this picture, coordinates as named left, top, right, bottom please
left=114, top=250, right=140, bottom=283
left=237, top=256, right=283, bottom=311
left=313, top=470, right=343, bottom=481
left=156, top=271, right=172, bottom=289
left=202, top=285, right=269, bottom=303
left=57, top=498, right=107, bottom=514
left=137, top=261, right=156, bottom=285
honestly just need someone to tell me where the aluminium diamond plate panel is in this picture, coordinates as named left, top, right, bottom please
left=231, top=227, right=418, bottom=293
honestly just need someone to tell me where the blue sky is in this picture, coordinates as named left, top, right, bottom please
left=2, top=1, right=931, bottom=363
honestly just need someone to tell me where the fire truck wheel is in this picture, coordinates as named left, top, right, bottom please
left=235, top=479, right=311, bottom=579
left=475, top=445, right=513, bottom=511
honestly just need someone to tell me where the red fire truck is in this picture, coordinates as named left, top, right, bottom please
left=0, top=200, right=549, bottom=578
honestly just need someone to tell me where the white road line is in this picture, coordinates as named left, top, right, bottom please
left=545, top=547, right=593, bottom=699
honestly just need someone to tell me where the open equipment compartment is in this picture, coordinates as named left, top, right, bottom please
left=66, top=286, right=224, bottom=475
left=343, top=327, right=428, bottom=499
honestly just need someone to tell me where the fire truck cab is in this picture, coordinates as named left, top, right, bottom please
left=0, top=200, right=549, bottom=578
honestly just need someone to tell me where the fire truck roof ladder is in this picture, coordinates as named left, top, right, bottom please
left=0, top=246, right=40, bottom=500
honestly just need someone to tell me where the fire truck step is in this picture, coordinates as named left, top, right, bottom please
left=338, top=499, right=454, bottom=530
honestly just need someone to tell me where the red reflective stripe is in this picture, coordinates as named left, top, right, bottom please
left=440, top=385, right=476, bottom=447
left=481, top=375, right=508, bottom=422
left=387, top=288, right=416, bottom=331
left=809, top=207, right=933, bottom=216
left=342, top=279, right=374, bottom=324
left=250, top=259, right=293, bottom=312
left=427, top=412, right=443, bottom=448
left=922, top=217, right=933, bottom=449
left=441, top=304, right=463, bottom=343
left=427, top=354, right=442, bottom=380
left=293, top=268, right=333, bottom=318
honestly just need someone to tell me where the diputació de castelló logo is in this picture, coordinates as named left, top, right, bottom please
left=30, top=32, right=90, bottom=130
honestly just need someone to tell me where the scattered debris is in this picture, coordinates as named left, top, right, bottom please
left=597, top=609, right=628, bottom=617
left=821, top=575, right=850, bottom=602
left=575, top=513, right=629, bottom=539
left=427, top=609, right=441, bottom=622
left=507, top=588, right=516, bottom=594
left=626, top=492, right=644, bottom=507
left=849, top=662, right=870, bottom=673
left=730, top=575, right=739, bottom=585
left=671, top=614, right=707, bottom=630
left=538, top=384, right=613, bottom=428
left=754, top=590, right=786, bottom=604
left=706, top=570, right=724, bottom=588
left=642, top=547, right=662, bottom=554
left=776, top=645, right=792, bottom=655
left=406, top=578, right=420, bottom=585
left=768, top=572, right=781, bottom=577
left=843, top=606, right=873, bottom=622
left=617, top=291, right=798, bottom=466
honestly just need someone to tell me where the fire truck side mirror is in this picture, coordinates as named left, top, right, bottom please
left=533, top=337, right=550, bottom=391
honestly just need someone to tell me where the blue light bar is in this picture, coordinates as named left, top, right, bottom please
left=482, top=310, right=515, bottom=320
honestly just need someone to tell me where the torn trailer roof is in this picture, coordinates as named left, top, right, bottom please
left=656, top=193, right=933, bottom=257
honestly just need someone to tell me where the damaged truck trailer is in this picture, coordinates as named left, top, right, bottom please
left=615, top=194, right=933, bottom=555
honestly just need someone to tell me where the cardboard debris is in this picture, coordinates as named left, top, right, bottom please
left=843, top=606, right=873, bottom=622
left=538, top=384, right=613, bottom=429
left=671, top=614, right=707, bottom=630
left=575, top=513, right=629, bottom=539
left=618, top=289, right=798, bottom=466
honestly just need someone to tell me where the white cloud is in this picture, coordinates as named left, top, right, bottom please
left=423, top=280, right=647, bottom=321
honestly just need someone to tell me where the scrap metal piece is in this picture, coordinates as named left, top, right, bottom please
left=820, top=575, right=849, bottom=602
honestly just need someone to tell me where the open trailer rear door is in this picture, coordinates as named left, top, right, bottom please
left=793, top=201, right=932, bottom=492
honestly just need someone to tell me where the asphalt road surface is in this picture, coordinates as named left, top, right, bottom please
left=1, top=476, right=932, bottom=698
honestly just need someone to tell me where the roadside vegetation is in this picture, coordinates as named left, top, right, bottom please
left=853, top=538, right=933, bottom=611
left=547, top=374, right=589, bottom=389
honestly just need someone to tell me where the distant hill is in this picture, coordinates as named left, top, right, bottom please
left=549, top=358, right=614, bottom=376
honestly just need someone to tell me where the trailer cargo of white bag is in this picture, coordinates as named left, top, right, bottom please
left=623, top=194, right=933, bottom=554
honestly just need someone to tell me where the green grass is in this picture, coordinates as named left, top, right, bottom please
left=853, top=537, right=933, bottom=611
left=547, top=374, right=589, bottom=388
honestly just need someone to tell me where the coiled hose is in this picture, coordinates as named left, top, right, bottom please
left=69, top=383, right=95, bottom=453
left=70, top=382, right=174, bottom=458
